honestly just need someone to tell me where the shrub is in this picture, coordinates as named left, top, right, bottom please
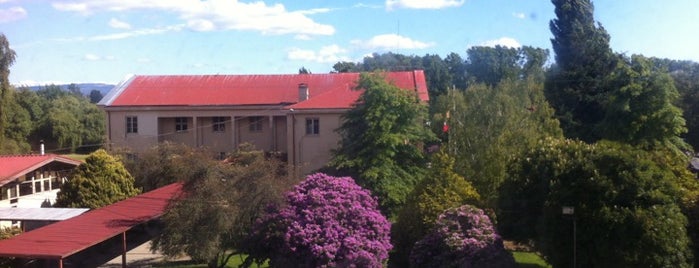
left=247, top=173, right=392, bottom=267
left=410, top=205, right=514, bottom=267
left=410, top=205, right=514, bottom=268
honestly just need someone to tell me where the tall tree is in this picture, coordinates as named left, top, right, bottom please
left=599, top=55, right=687, bottom=150
left=434, top=79, right=561, bottom=207
left=465, top=45, right=549, bottom=87
left=153, top=147, right=293, bottom=268
left=545, top=0, right=617, bottom=142
left=330, top=72, right=435, bottom=216
left=55, top=149, right=140, bottom=209
left=0, top=33, right=16, bottom=149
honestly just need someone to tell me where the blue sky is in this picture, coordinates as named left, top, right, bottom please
left=2, top=0, right=698, bottom=86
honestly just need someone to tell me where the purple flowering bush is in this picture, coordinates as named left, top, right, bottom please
left=248, top=173, right=392, bottom=267
left=410, top=205, right=515, bottom=268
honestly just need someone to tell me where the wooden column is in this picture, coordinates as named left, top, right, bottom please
left=122, top=232, right=127, bottom=268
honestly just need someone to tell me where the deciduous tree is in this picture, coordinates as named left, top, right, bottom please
left=330, top=72, right=435, bottom=216
left=153, top=147, right=293, bottom=268
left=0, top=33, right=16, bottom=150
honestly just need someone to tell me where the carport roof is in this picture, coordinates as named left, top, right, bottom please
left=0, top=183, right=182, bottom=259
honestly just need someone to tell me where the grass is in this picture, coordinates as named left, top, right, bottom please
left=512, top=251, right=552, bottom=268
left=152, top=255, right=269, bottom=268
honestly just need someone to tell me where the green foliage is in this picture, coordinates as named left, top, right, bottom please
left=330, top=72, right=435, bottom=216
left=391, top=150, right=481, bottom=267
left=545, top=0, right=618, bottom=142
left=464, top=45, right=548, bottom=87
left=153, top=146, right=294, bottom=268
left=499, top=138, right=693, bottom=268
left=121, top=142, right=214, bottom=192
left=654, top=59, right=699, bottom=151
left=55, top=149, right=140, bottom=209
left=600, top=55, right=687, bottom=151
left=434, top=79, right=561, bottom=207
left=0, top=33, right=16, bottom=150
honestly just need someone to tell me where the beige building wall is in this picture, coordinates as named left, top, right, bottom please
left=288, top=111, right=343, bottom=176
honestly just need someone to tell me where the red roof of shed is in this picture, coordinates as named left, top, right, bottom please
left=0, top=154, right=81, bottom=185
left=0, top=183, right=182, bottom=259
left=99, top=71, right=429, bottom=109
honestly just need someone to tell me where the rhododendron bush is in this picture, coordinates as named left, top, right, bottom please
left=410, top=205, right=514, bottom=268
left=246, top=173, right=392, bottom=267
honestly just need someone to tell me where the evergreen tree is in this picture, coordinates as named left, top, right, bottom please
left=55, top=149, right=140, bottom=209
left=545, top=0, right=617, bottom=142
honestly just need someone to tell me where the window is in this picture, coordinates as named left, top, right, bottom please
left=249, top=116, right=263, bottom=132
left=175, top=117, right=188, bottom=132
left=212, top=117, right=226, bottom=132
left=126, top=116, right=138, bottom=133
left=306, top=118, right=319, bottom=135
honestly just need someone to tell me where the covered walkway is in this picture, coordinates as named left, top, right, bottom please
left=0, top=183, right=182, bottom=267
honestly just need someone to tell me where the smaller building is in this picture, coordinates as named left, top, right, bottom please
left=0, top=154, right=81, bottom=227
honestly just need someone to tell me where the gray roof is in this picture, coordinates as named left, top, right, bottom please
left=0, top=207, right=89, bottom=221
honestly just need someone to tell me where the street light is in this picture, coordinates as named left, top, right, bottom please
left=562, top=206, right=576, bottom=268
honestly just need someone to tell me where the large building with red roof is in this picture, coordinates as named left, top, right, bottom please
left=0, top=154, right=81, bottom=227
left=99, top=71, right=429, bottom=175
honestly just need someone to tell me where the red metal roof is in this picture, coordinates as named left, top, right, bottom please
left=0, top=183, right=182, bottom=259
left=0, top=154, right=81, bottom=185
left=100, top=71, right=429, bottom=109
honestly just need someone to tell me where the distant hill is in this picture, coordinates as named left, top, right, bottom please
left=26, top=83, right=115, bottom=96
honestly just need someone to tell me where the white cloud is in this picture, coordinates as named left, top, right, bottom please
left=83, top=53, right=115, bottom=61
left=54, top=24, right=184, bottom=42
left=136, top=58, right=151, bottom=63
left=288, top=45, right=350, bottom=63
left=0, top=6, right=27, bottom=23
left=351, top=34, right=434, bottom=50
left=479, top=37, right=521, bottom=48
left=108, top=18, right=131, bottom=29
left=51, top=0, right=335, bottom=36
left=84, top=53, right=100, bottom=61
left=513, top=12, right=526, bottom=19
left=386, top=0, right=464, bottom=10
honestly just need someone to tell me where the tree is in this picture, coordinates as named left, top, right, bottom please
left=55, top=149, right=140, bottom=209
left=0, top=33, right=16, bottom=149
left=599, top=55, right=687, bottom=150
left=153, top=146, right=293, bottom=268
left=89, top=89, right=103, bottom=103
left=498, top=138, right=692, bottom=267
left=330, top=72, right=435, bottom=216
left=391, top=150, right=481, bottom=267
left=410, top=205, right=515, bottom=268
left=121, top=142, right=213, bottom=192
left=465, top=46, right=549, bottom=87
left=245, top=173, right=392, bottom=267
left=434, top=79, right=561, bottom=207
left=545, top=0, right=618, bottom=142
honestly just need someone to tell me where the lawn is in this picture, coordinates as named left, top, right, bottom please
left=512, top=251, right=552, bottom=268
left=152, top=252, right=547, bottom=268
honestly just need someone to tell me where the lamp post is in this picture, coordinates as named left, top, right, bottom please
left=562, top=206, right=576, bottom=268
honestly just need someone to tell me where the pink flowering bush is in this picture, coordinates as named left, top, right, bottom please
left=246, top=173, right=392, bottom=267
left=410, top=205, right=514, bottom=268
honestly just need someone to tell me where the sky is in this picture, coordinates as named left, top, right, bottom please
left=2, top=0, right=699, bottom=86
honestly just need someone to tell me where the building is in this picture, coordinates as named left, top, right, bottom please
left=0, top=153, right=82, bottom=227
left=98, top=71, right=429, bottom=175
